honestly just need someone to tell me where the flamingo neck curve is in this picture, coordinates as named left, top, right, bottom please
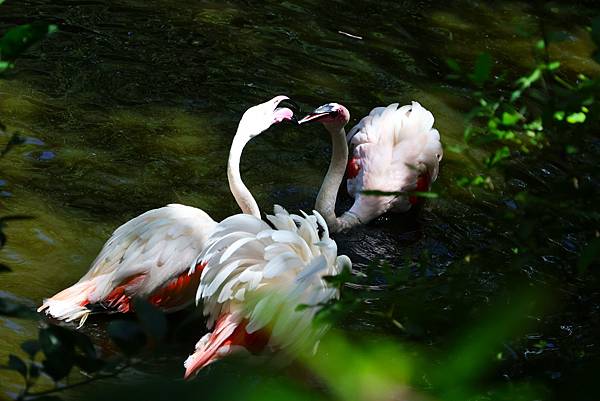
left=227, top=123, right=261, bottom=218
left=316, top=124, right=362, bottom=232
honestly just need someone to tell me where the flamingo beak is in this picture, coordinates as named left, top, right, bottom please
left=298, top=104, right=337, bottom=124
left=275, top=99, right=300, bottom=124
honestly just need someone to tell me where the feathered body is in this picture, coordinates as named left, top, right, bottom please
left=38, top=205, right=217, bottom=325
left=345, top=102, right=443, bottom=224
left=184, top=205, right=350, bottom=378
left=38, top=95, right=299, bottom=325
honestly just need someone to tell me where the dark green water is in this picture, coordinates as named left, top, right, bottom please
left=1, top=0, right=599, bottom=399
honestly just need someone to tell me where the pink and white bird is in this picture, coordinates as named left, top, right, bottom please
left=183, top=205, right=350, bottom=378
left=38, top=96, right=298, bottom=326
left=298, top=102, right=442, bottom=232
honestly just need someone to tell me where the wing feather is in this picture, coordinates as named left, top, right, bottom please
left=346, top=102, right=443, bottom=222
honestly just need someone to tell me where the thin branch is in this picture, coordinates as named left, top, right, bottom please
left=23, top=365, right=129, bottom=399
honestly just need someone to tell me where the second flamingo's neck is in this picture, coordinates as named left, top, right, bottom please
left=228, top=128, right=261, bottom=218
left=316, top=125, right=361, bottom=232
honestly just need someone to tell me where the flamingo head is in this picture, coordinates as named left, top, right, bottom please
left=239, top=95, right=299, bottom=138
left=297, top=103, right=350, bottom=130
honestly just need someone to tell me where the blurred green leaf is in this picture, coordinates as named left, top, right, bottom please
left=8, top=354, right=27, bottom=378
left=501, top=111, right=521, bottom=126
left=434, top=289, right=547, bottom=397
left=565, top=145, right=578, bottom=154
left=1, top=132, right=26, bottom=157
left=485, top=146, right=510, bottom=167
left=469, top=52, right=492, bottom=86
left=39, top=326, right=76, bottom=381
left=21, top=339, right=41, bottom=358
left=446, top=58, right=461, bottom=73
left=29, top=363, right=40, bottom=380
left=566, top=112, right=586, bottom=123
left=0, top=297, right=35, bottom=318
left=0, top=60, right=10, bottom=72
left=0, top=22, right=58, bottom=61
left=547, top=61, right=560, bottom=71
left=535, top=39, right=545, bottom=50
left=107, top=320, right=146, bottom=355
left=133, top=298, right=167, bottom=340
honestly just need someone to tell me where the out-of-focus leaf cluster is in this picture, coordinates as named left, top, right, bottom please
left=446, top=17, right=600, bottom=189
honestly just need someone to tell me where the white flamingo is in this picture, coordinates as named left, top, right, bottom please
left=38, top=95, right=298, bottom=326
left=183, top=205, right=350, bottom=378
left=298, top=102, right=443, bottom=232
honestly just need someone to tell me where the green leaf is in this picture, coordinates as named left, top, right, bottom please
left=535, top=39, right=545, bottom=50
left=468, top=52, right=492, bottom=86
left=0, top=297, right=35, bottom=318
left=553, top=111, right=565, bottom=121
left=0, top=60, right=11, bottom=73
left=0, top=23, right=58, bottom=61
left=39, top=326, right=75, bottom=357
left=1, top=133, right=26, bottom=157
left=107, top=320, right=147, bottom=355
left=42, top=355, right=73, bottom=382
left=445, top=58, right=461, bottom=73
left=29, top=363, right=41, bottom=380
left=501, top=111, right=521, bottom=126
left=446, top=144, right=464, bottom=153
left=547, top=61, right=560, bottom=71
left=566, top=112, right=586, bottom=124
left=38, top=325, right=78, bottom=381
left=133, top=298, right=167, bottom=340
left=8, top=354, right=27, bottom=378
left=565, top=145, right=578, bottom=154
left=485, top=146, right=511, bottom=167
left=21, top=340, right=41, bottom=358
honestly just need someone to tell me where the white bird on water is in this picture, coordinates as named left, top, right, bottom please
left=183, top=205, right=350, bottom=378
left=38, top=95, right=298, bottom=326
left=298, top=101, right=443, bottom=233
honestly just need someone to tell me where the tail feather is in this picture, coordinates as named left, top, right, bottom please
left=183, top=314, right=269, bottom=379
left=37, top=278, right=101, bottom=326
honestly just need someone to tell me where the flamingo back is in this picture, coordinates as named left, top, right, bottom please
left=345, top=102, right=442, bottom=223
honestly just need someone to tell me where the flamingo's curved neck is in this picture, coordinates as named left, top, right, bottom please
left=228, top=124, right=261, bottom=218
left=316, top=125, right=361, bottom=232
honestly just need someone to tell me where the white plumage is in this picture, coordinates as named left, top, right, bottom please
left=38, top=95, right=299, bottom=325
left=38, top=205, right=216, bottom=325
left=346, top=102, right=443, bottom=223
left=299, top=101, right=443, bottom=231
left=183, top=205, right=351, bottom=378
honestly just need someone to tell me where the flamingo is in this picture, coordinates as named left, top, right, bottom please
left=298, top=102, right=443, bottom=232
left=38, top=95, right=299, bottom=326
left=183, top=205, right=351, bottom=378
